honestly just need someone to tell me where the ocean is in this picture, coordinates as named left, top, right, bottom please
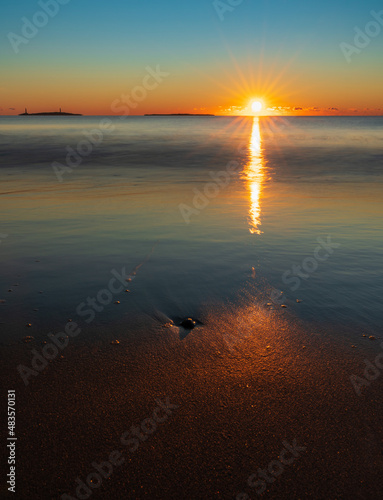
left=0, top=115, right=382, bottom=344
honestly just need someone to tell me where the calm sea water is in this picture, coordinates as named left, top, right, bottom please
left=0, top=116, right=382, bottom=343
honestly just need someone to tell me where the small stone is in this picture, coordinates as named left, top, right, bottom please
left=362, top=334, right=367, bottom=337
left=351, top=345, right=356, bottom=348
left=266, top=345, right=271, bottom=349
left=110, top=340, right=120, bottom=345
left=26, top=323, right=32, bottom=327
left=0, top=300, right=5, bottom=303
left=266, top=303, right=272, bottom=306
left=296, top=299, right=302, bottom=303
left=42, top=341, right=47, bottom=345
left=281, top=305, right=287, bottom=308
left=180, top=318, right=196, bottom=329
left=67, top=319, right=72, bottom=322
left=125, top=278, right=132, bottom=282
left=8, top=289, right=13, bottom=292
left=39, top=291, right=43, bottom=294
left=114, top=301, right=120, bottom=304
left=125, top=289, right=130, bottom=293
left=23, top=336, right=34, bottom=343
left=369, top=336, right=376, bottom=340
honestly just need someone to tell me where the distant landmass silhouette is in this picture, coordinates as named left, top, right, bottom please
left=144, top=113, right=215, bottom=116
left=19, top=108, right=82, bottom=116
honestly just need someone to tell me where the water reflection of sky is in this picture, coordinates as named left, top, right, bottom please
left=243, top=117, right=265, bottom=235
left=1, top=117, right=383, bottom=337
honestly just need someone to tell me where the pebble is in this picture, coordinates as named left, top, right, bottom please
left=0, top=300, right=5, bottom=303
left=281, top=305, right=287, bottom=308
left=39, top=291, right=43, bottom=294
left=110, top=340, right=120, bottom=345
left=125, top=278, right=132, bottom=282
left=26, top=323, right=32, bottom=327
left=8, top=289, right=13, bottom=292
left=180, top=318, right=196, bottom=329
left=67, top=319, right=72, bottom=322
left=23, top=336, right=34, bottom=343
left=369, top=336, right=376, bottom=340
left=362, top=334, right=367, bottom=337
left=125, top=289, right=130, bottom=293
left=266, top=303, right=272, bottom=306
left=351, top=345, right=356, bottom=348
left=296, top=299, right=302, bottom=303
left=114, top=301, right=120, bottom=304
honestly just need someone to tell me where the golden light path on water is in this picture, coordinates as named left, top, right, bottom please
left=243, top=117, right=265, bottom=234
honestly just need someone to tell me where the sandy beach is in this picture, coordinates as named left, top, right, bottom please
left=1, top=296, right=383, bottom=499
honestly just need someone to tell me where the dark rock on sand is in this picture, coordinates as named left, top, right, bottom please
left=179, top=318, right=196, bottom=329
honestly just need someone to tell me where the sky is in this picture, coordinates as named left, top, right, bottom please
left=1, top=0, right=383, bottom=115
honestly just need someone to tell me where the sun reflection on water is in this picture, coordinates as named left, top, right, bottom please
left=243, top=117, right=265, bottom=234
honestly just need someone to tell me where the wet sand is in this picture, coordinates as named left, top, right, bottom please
left=2, top=302, right=383, bottom=500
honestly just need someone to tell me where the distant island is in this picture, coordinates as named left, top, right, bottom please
left=144, top=113, right=215, bottom=116
left=19, top=108, right=82, bottom=116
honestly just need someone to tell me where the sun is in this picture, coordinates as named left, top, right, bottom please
left=251, top=100, right=263, bottom=113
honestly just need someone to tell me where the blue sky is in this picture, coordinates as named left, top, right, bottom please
left=1, top=0, right=382, bottom=114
